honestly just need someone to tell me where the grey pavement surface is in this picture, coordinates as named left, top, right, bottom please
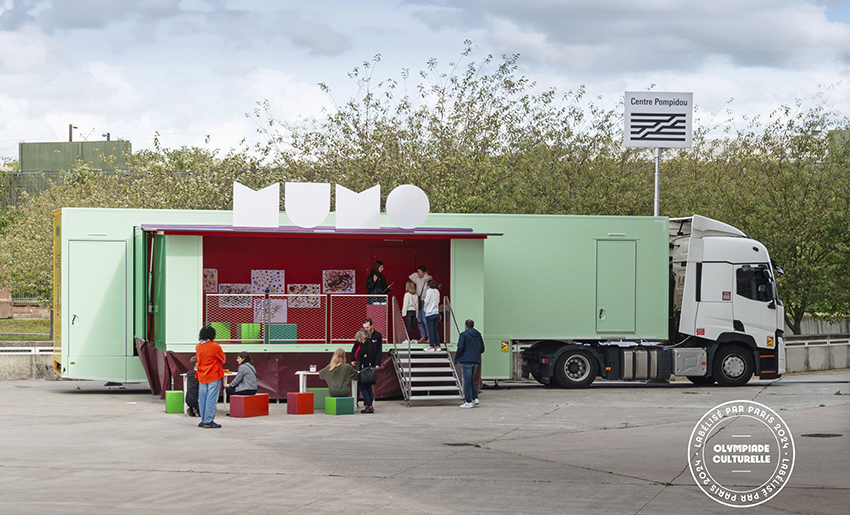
left=1, top=371, right=848, bottom=514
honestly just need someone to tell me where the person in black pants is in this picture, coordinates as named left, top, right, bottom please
left=366, top=260, right=389, bottom=304
left=350, top=319, right=382, bottom=413
left=185, top=356, right=200, bottom=417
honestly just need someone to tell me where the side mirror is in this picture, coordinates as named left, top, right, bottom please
left=767, top=300, right=776, bottom=310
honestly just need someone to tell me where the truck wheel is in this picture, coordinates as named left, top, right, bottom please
left=554, top=350, right=598, bottom=388
left=713, top=345, right=754, bottom=387
left=687, top=376, right=715, bottom=386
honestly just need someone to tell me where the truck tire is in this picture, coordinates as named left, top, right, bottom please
left=687, top=376, right=716, bottom=386
left=713, top=345, right=754, bottom=387
left=553, top=350, right=598, bottom=388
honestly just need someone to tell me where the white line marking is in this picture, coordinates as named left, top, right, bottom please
left=732, top=470, right=751, bottom=473
left=731, top=435, right=751, bottom=438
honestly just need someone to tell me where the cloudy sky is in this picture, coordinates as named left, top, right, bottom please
left=1, top=0, right=849, bottom=160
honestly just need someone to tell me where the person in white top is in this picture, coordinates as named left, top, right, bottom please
left=422, top=279, right=441, bottom=351
left=401, top=281, right=419, bottom=341
left=408, top=266, right=432, bottom=342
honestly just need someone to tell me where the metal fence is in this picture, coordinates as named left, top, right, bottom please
left=204, top=293, right=387, bottom=345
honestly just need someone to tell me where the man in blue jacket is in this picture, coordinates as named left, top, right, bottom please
left=455, top=319, right=485, bottom=408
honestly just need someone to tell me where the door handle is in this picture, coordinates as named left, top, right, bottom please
left=71, top=314, right=79, bottom=325
left=598, top=309, right=605, bottom=320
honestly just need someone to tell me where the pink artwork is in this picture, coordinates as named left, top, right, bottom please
left=322, top=269, right=355, bottom=293
left=203, top=269, right=218, bottom=293
left=287, top=284, right=321, bottom=308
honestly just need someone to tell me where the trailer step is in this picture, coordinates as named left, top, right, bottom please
left=402, top=376, right=458, bottom=382
left=409, top=396, right=462, bottom=402
left=398, top=367, right=455, bottom=373
left=410, top=385, right=462, bottom=391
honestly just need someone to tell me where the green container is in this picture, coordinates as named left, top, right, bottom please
left=307, top=387, right=330, bottom=410
left=239, top=323, right=262, bottom=343
left=267, top=323, right=297, bottom=344
left=209, top=322, right=231, bottom=342
left=165, top=390, right=184, bottom=413
left=325, top=396, right=355, bottom=415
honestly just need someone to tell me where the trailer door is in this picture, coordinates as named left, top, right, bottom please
left=68, top=240, right=127, bottom=357
left=596, top=240, right=636, bottom=333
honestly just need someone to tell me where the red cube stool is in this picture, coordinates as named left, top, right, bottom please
left=287, top=392, right=314, bottom=415
left=230, top=393, right=269, bottom=418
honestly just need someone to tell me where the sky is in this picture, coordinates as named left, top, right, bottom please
left=1, top=0, right=849, bottom=160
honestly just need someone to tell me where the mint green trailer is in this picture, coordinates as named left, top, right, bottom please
left=456, top=215, right=669, bottom=380
left=54, top=208, right=667, bottom=387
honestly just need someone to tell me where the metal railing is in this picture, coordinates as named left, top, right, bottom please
left=390, top=296, right=412, bottom=402
left=204, top=293, right=387, bottom=345
left=0, top=347, right=53, bottom=355
left=440, top=297, right=463, bottom=390
left=785, top=334, right=850, bottom=347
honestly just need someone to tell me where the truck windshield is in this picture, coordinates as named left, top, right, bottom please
left=736, top=265, right=774, bottom=302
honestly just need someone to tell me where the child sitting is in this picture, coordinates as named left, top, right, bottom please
left=185, top=356, right=200, bottom=417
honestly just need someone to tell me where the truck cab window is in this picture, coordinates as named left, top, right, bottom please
left=736, top=266, right=773, bottom=302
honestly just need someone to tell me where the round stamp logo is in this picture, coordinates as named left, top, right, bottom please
left=688, top=400, right=795, bottom=508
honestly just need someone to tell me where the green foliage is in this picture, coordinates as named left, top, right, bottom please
left=0, top=45, right=848, bottom=332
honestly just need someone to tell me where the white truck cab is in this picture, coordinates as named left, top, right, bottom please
left=670, top=216, right=784, bottom=385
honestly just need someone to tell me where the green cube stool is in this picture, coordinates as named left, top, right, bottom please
left=166, top=390, right=184, bottom=414
left=307, top=388, right=330, bottom=410
left=325, top=396, right=355, bottom=415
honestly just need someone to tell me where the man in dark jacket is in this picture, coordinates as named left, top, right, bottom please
left=455, top=319, right=485, bottom=408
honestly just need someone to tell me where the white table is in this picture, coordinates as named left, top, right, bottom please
left=180, top=372, right=237, bottom=413
left=295, top=370, right=357, bottom=397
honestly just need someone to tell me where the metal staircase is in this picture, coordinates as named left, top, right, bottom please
left=390, top=297, right=463, bottom=406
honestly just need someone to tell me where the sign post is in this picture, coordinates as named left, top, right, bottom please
left=624, top=92, right=693, bottom=216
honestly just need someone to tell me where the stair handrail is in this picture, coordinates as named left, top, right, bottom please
left=441, top=297, right=464, bottom=393
left=390, top=296, right=412, bottom=403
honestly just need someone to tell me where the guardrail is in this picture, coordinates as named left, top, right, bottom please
left=0, top=347, right=54, bottom=355
left=784, top=334, right=850, bottom=346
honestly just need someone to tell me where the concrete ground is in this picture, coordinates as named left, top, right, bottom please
left=1, top=371, right=848, bottom=514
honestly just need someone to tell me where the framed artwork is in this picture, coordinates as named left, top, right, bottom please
left=218, top=283, right=252, bottom=308
left=322, top=269, right=355, bottom=293
left=254, top=297, right=287, bottom=323
left=203, top=269, right=218, bottom=293
left=251, top=269, right=285, bottom=294
left=287, top=284, right=321, bottom=308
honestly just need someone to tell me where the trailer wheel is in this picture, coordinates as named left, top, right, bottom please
left=713, top=345, right=754, bottom=387
left=554, top=350, right=598, bottom=388
left=686, top=376, right=715, bottom=386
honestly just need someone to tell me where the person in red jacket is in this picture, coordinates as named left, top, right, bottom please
left=195, top=325, right=225, bottom=428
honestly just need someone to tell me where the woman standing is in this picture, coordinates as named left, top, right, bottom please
left=423, top=280, right=441, bottom=351
left=366, top=260, right=389, bottom=305
left=350, top=322, right=381, bottom=413
left=196, top=325, right=225, bottom=428
left=402, top=280, right=418, bottom=341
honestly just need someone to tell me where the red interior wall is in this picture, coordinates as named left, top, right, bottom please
left=202, top=235, right=451, bottom=339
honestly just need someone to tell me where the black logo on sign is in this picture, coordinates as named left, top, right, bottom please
left=630, top=113, right=686, bottom=141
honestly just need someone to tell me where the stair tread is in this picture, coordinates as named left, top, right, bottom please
left=410, top=385, right=461, bottom=391
left=407, top=358, right=452, bottom=363
left=409, top=394, right=463, bottom=400
left=398, top=367, right=456, bottom=373
left=403, top=376, right=459, bottom=382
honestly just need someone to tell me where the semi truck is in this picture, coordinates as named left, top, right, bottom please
left=53, top=205, right=783, bottom=394
left=518, top=215, right=784, bottom=388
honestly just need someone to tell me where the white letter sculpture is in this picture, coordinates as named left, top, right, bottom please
left=335, top=184, right=380, bottom=229
left=285, top=182, right=330, bottom=228
left=232, top=182, right=280, bottom=228
left=386, top=184, right=429, bottom=229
